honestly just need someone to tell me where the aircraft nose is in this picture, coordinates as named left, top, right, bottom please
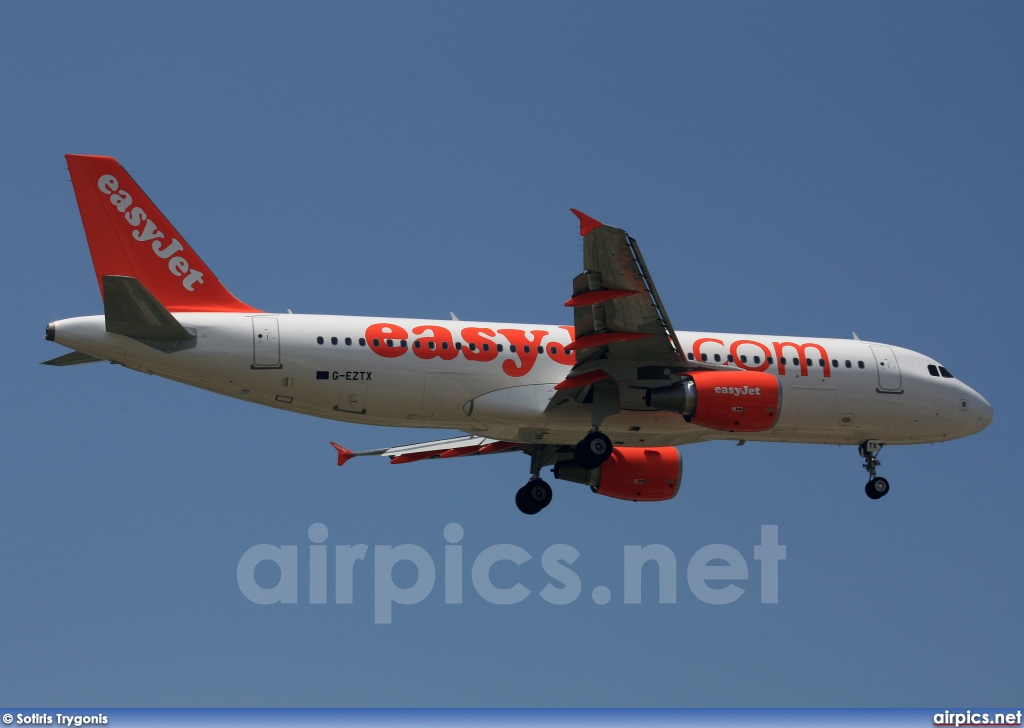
left=965, top=389, right=993, bottom=434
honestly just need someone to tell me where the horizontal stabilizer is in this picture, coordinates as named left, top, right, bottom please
left=42, top=351, right=103, bottom=366
left=103, top=275, right=197, bottom=345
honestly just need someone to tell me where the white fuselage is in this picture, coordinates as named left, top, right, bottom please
left=49, top=313, right=993, bottom=448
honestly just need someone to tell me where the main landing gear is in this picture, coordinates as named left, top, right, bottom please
left=574, top=430, right=613, bottom=470
left=515, top=433, right=613, bottom=514
left=860, top=440, right=889, bottom=500
left=516, top=479, right=553, bottom=515
left=516, top=445, right=555, bottom=515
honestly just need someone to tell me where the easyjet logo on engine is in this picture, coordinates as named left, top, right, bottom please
left=97, top=175, right=206, bottom=292
left=363, top=323, right=576, bottom=378
left=714, top=386, right=763, bottom=396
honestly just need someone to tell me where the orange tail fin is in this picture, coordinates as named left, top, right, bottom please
left=66, top=155, right=260, bottom=313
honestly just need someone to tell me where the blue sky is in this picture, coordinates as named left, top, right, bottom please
left=2, top=1, right=1021, bottom=707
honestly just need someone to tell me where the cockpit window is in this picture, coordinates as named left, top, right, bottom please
left=938, top=366, right=955, bottom=379
left=927, top=364, right=940, bottom=377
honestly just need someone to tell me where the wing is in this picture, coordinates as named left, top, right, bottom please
left=330, top=436, right=522, bottom=467
left=551, top=210, right=692, bottom=406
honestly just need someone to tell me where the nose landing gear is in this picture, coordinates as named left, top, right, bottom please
left=860, top=440, right=889, bottom=500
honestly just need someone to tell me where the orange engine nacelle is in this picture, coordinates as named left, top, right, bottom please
left=554, top=446, right=681, bottom=502
left=645, top=370, right=780, bottom=433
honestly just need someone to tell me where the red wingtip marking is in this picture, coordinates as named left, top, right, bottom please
left=570, top=208, right=604, bottom=236
left=330, top=442, right=356, bottom=467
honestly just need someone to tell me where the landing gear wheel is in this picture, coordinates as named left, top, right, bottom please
left=865, top=477, right=889, bottom=500
left=574, top=432, right=613, bottom=470
left=515, top=479, right=553, bottom=515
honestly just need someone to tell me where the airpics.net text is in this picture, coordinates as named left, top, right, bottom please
left=237, top=524, right=786, bottom=624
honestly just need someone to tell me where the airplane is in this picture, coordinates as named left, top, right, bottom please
left=44, top=155, right=993, bottom=515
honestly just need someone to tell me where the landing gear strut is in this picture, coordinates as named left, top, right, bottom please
left=574, top=430, right=613, bottom=470
left=859, top=440, right=889, bottom=500
left=516, top=446, right=554, bottom=515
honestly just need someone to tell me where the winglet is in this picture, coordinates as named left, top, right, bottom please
left=570, top=209, right=603, bottom=236
left=330, top=442, right=356, bottom=467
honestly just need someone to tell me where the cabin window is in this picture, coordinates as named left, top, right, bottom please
left=688, top=352, right=695, bottom=361
left=727, top=354, right=734, bottom=362
left=928, top=364, right=939, bottom=377
left=429, top=341, right=436, bottom=350
left=713, top=354, right=721, bottom=362
left=385, top=339, right=393, bottom=347
left=549, top=346, right=558, bottom=355
left=345, top=337, right=352, bottom=346
left=780, top=357, right=787, bottom=365
left=753, top=355, right=761, bottom=364
left=373, top=339, right=380, bottom=347
left=483, top=344, right=491, bottom=352
left=701, top=353, right=708, bottom=362
left=441, top=342, right=449, bottom=350
left=496, top=344, right=503, bottom=352
left=806, top=358, right=813, bottom=367
left=832, top=359, right=838, bottom=368
left=455, top=342, right=462, bottom=350
left=510, top=345, right=517, bottom=353
left=358, top=338, right=366, bottom=347
left=740, top=355, right=747, bottom=363
left=331, top=337, right=338, bottom=345
left=316, top=336, right=324, bottom=345
left=400, top=340, right=407, bottom=348
left=858, top=361, right=864, bottom=369
left=818, top=359, right=825, bottom=367
left=767, top=357, right=774, bottom=365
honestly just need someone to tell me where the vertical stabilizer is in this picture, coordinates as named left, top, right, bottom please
left=65, top=155, right=260, bottom=313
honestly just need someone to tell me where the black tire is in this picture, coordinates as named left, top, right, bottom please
left=574, top=432, right=613, bottom=470
left=865, top=477, right=889, bottom=500
left=515, top=480, right=552, bottom=515
left=529, top=479, right=553, bottom=508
